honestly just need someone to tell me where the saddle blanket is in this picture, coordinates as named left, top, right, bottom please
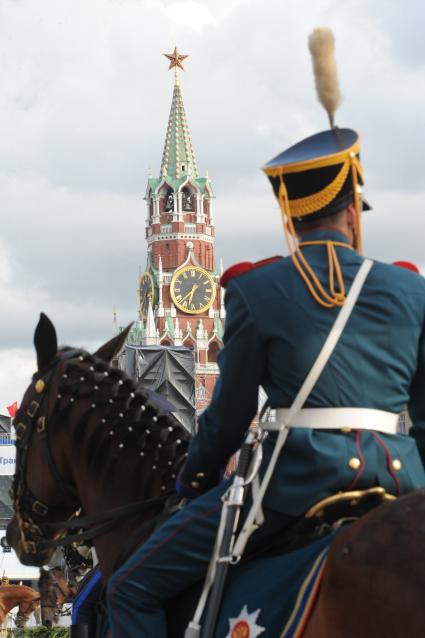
left=214, top=532, right=335, bottom=638
left=92, top=532, right=337, bottom=638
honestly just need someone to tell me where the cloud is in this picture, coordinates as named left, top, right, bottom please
left=0, top=0, right=424, bottom=404
left=0, top=225, right=134, bottom=351
left=0, top=349, right=35, bottom=412
left=164, top=2, right=218, bottom=31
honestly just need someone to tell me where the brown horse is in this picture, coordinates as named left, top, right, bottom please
left=302, top=488, right=425, bottom=637
left=6, top=315, right=189, bottom=623
left=0, top=583, right=40, bottom=628
left=6, top=313, right=425, bottom=636
left=38, top=566, right=76, bottom=627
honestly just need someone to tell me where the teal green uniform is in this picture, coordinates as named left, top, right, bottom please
left=182, top=228, right=425, bottom=514
left=107, top=228, right=425, bottom=637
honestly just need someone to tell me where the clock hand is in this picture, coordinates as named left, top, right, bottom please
left=188, top=284, right=199, bottom=304
left=180, top=286, right=197, bottom=303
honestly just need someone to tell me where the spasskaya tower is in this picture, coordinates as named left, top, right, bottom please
left=126, top=48, right=224, bottom=413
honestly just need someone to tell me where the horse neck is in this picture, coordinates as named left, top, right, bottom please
left=0, top=585, right=33, bottom=599
left=70, top=430, right=166, bottom=581
left=0, top=586, right=37, bottom=613
left=75, top=474, right=164, bottom=580
left=52, top=569, right=73, bottom=602
left=53, top=356, right=187, bottom=581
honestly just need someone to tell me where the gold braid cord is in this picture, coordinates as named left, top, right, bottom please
left=350, top=157, right=363, bottom=254
left=277, top=153, right=363, bottom=308
left=282, top=159, right=350, bottom=219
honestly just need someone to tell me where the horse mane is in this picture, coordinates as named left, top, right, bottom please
left=38, top=566, right=66, bottom=588
left=51, top=347, right=190, bottom=490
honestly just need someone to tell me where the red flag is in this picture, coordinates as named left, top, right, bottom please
left=6, top=401, right=18, bottom=418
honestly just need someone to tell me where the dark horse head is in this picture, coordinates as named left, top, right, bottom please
left=7, top=313, right=189, bottom=579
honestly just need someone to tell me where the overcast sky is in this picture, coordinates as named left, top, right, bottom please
left=1, top=0, right=424, bottom=411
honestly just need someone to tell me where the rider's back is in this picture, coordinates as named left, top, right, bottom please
left=229, top=229, right=425, bottom=514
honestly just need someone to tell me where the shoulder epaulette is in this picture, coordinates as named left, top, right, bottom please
left=392, top=261, right=420, bottom=274
left=220, top=256, right=283, bottom=288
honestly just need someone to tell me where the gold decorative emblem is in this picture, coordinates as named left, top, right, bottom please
left=163, top=47, right=189, bottom=71
left=170, top=266, right=216, bottom=314
left=139, top=272, right=155, bottom=320
left=226, top=605, right=265, bottom=638
left=35, top=380, right=45, bottom=393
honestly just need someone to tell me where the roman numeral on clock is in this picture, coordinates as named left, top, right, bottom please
left=171, top=266, right=216, bottom=314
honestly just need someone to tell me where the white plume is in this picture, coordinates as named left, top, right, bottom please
left=308, top=27, right=342, bottom=128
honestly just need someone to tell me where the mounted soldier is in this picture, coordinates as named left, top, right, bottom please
left=107, top=28, right=424, bottom=637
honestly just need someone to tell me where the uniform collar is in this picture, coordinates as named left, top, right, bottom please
left=299, top=228, right=353, bottom=247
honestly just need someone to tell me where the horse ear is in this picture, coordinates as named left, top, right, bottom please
left=34, top=313, right=58, bottom=372
left=93, top=323, right=133, bottom=363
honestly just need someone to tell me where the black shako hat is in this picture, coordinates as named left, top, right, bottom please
left=263, top=128, right=371, bottom=223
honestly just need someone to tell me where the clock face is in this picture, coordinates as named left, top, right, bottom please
left=139, top=272, right=154, bottom=319
left=170, top=266, right=216, bottom=314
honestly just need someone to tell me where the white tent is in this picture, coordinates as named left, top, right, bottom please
left=0, top=549, right=39, bottom=580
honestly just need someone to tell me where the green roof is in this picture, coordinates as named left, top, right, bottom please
left=147, top=177, right=162, bottom=193
left=165, top=316, right=175, bottom=337
left=147, top=175, right=213, bottom=196
left=128, top=320, right=144, bottom=344
left=145, top=76, right=214, bottom=196
left=214, top=317, right=224, bottom=339
left=160, top=75, right=198, bottom=180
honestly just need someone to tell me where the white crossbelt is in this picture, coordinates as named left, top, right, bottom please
left=268, top=407, right=399, bottom=435
left=231, top=259, right=375, bottom=561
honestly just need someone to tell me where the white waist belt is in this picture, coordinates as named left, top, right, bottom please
left=267, top=408, right=399, bottom=435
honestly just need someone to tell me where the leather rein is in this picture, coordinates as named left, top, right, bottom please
left=12, top=350, right=172, bottom=556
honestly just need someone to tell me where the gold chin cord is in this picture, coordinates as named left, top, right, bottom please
left=349, top=152, right=364, bottom=255
left=278, top=154, right=364, bottom=309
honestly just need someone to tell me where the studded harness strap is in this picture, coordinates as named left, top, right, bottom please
left=12, top=350, right=173, bottom=556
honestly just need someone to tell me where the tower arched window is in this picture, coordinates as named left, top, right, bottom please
left=208, top=340, right=221, bottom=364
left=165, top=187, right=174, bottom=212
left=182, top=187, right=194, bottom=212
left=183, top=335, right=196, bottom=350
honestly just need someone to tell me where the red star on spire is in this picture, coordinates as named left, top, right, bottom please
left=163, top=46, right=189, bottom=71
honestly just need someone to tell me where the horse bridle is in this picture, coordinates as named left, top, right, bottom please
left=12, top=349, right=173, bottom=556
left=12, top=350, right=82, bottom=556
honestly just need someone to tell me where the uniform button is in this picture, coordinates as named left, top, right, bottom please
left=392, top=459, right=402, bottom=472
left=191, top=481, right=200, bottom=489
left=196, top=472, right=205, bottom=478
left=348, top=457, right=361, bottom=470
left=341, top=427, right=352, bottom=434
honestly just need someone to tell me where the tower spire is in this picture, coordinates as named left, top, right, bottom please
left=161, top=47, right=198, bottom=180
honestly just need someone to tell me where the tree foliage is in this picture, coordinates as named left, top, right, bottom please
left=8, top=629, right=69, bottom=638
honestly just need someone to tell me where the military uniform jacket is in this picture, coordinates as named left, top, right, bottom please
left=181, top=229, right=425, bottom=516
